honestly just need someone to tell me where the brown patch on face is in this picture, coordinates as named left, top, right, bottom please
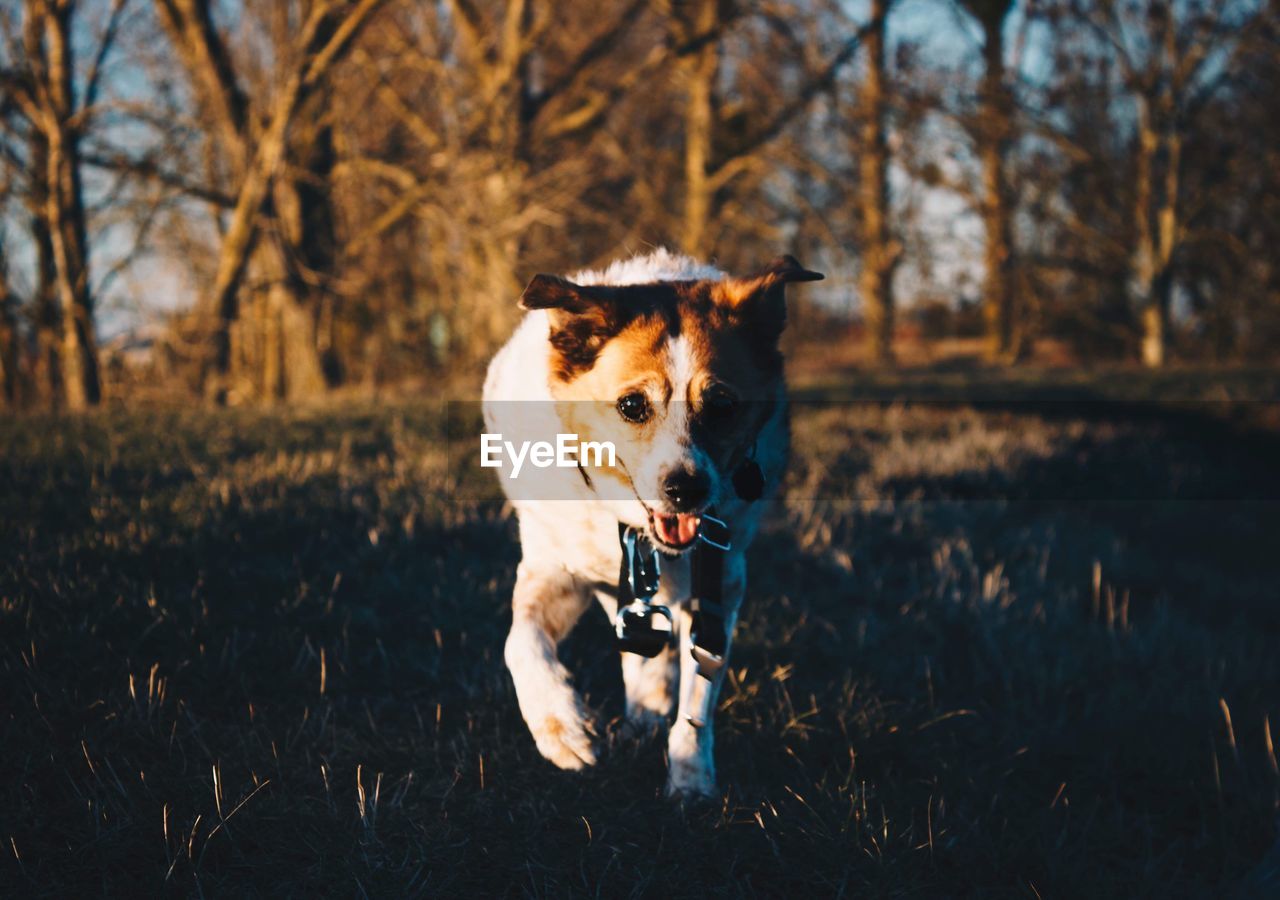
left=551, top=300, right=675, bottom=494
left=554, top=310, right=668, bottom=400
left=521, top=276, right=682, bottom=383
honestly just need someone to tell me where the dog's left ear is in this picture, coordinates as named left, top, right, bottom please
left=713, top=255, right=823, bottom=335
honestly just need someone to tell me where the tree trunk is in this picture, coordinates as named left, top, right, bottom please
left=24, top=0, right=101, bottom=408
left=0, top=246, right=17, bottom=407
left=0, top=312, right=14, bottom=408
left=45, top=126, right=101, bottom=408
left=1140, top=296, right=1167, bottom=367
left=32, top=220, right=62, bottom=407
left=278, top=289, right=327, bottom=400
left=858, top=0, right=895, bottom=365
left=1134, top=101, right=1178, bottom=368
left=681, top=0, right=718, bottom=258
left=22, top=129, right=62, bottom=406
left=42, top=1, right=101, bottom=408
left=978, top=11, right=1015, bottom=363
left=272, top=118, right=341, bottom=394
left=159, top=0, right=384, bottom=403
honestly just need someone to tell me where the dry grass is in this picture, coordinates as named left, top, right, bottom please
left=2, top=370, right=1279, bottom=897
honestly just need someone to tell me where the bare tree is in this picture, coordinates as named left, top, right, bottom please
left=1072, top=0, right=1271, bottom=366
left=155, top=0, right=386, bottom=402
left=672, top=0, right=720, bottom=257
left=329, top=0, right=669, bottom=365
left=0, top=0, right=127, bottom=408
left=856, top=0, right=897, bottom=365
left=1177, top=3, right=1280, bottom=360
left=669, top=0, right=875, bottom=265
left=959, top=0, right=1018, bottom=362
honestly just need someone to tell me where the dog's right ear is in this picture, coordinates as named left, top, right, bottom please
left=520, top=275, right=625, bottom=378
left=519, top=275, right=619, bottom=317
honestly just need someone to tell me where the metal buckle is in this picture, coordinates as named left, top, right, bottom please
left=697, top=513, right=731, bottom=551
left=616, top=601, right=674, bottom=658
left=616, top=526, right=671, bottom=657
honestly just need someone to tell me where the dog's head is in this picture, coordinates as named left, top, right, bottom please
left=520, top=255, right=822, bottom=552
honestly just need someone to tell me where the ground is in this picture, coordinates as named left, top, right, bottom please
left=2, top=368, right=1279, bottom=898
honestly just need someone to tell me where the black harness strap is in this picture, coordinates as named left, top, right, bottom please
left=689, top=513, right=730, bottom=680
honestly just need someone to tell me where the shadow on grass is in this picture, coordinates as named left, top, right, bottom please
left=1, top=397, right=1278, bottom=897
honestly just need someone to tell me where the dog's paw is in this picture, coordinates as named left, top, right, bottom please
left=666, top=718, right=716, bottom=797
left=530, top=705, right=598, bottom=770
left=665, top=759, right=717, bottom=799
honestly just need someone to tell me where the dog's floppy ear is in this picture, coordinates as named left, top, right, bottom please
left=520, top=274, right=627, bottom=377
left=519, top=274, right=619, bottom=317
left=713, top=255, right=823, bottom=335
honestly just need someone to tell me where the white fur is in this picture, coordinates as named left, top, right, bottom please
left=570, top=247, right=726, bottom=287
left=666, top=334, right=698, bottom=389
left=483, top=249, right=788, bottom=796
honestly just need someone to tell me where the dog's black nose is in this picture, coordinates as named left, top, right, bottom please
left=663, top=469, right=710, bottom=511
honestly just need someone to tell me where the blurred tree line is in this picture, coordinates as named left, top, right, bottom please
left=0, top=0, right=1277, bottom=407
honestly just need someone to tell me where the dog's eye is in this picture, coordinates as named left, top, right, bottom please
left=701, top=385, right=738, bottom=420
left=617, top=392, right=652, bottom=424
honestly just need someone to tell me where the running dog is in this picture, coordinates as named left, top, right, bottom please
left=482, top=248, right=821, bottom=796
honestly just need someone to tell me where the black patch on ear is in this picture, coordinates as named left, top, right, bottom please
left=708, top=256, right=823, bottom=372
left=519, top=274, right=618, bottom=314
left=519, top=274, right=633, bottom=380
left=548, top=317, right=615, bottom=379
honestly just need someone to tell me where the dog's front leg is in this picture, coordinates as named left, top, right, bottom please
left=666, top=554, right=746, bottom=798
left=621, top=642, right=678, bottom=735
left=616, top=563, right=684, bottom=737
left=505, top=562, right=597, bottom=769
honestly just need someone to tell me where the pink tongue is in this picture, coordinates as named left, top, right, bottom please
left=656, top=513, right=701, bottom=546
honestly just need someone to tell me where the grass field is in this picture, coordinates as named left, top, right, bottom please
left=2, top=369, right=1279, bottom=897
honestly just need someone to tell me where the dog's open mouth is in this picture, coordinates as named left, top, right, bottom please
left=650, top=512, right=701, bottom=551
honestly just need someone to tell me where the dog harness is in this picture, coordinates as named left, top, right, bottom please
left=614, top=457, right=764, bottom=727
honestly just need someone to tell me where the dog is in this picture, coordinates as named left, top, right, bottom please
left=482, top=248, right=822, bottom=796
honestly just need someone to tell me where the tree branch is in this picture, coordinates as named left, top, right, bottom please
left=81, top=0, right=128, bottom=113
left=81, top=149, right=235, bottom=207
left=711, top=21, right=875, bottom=176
